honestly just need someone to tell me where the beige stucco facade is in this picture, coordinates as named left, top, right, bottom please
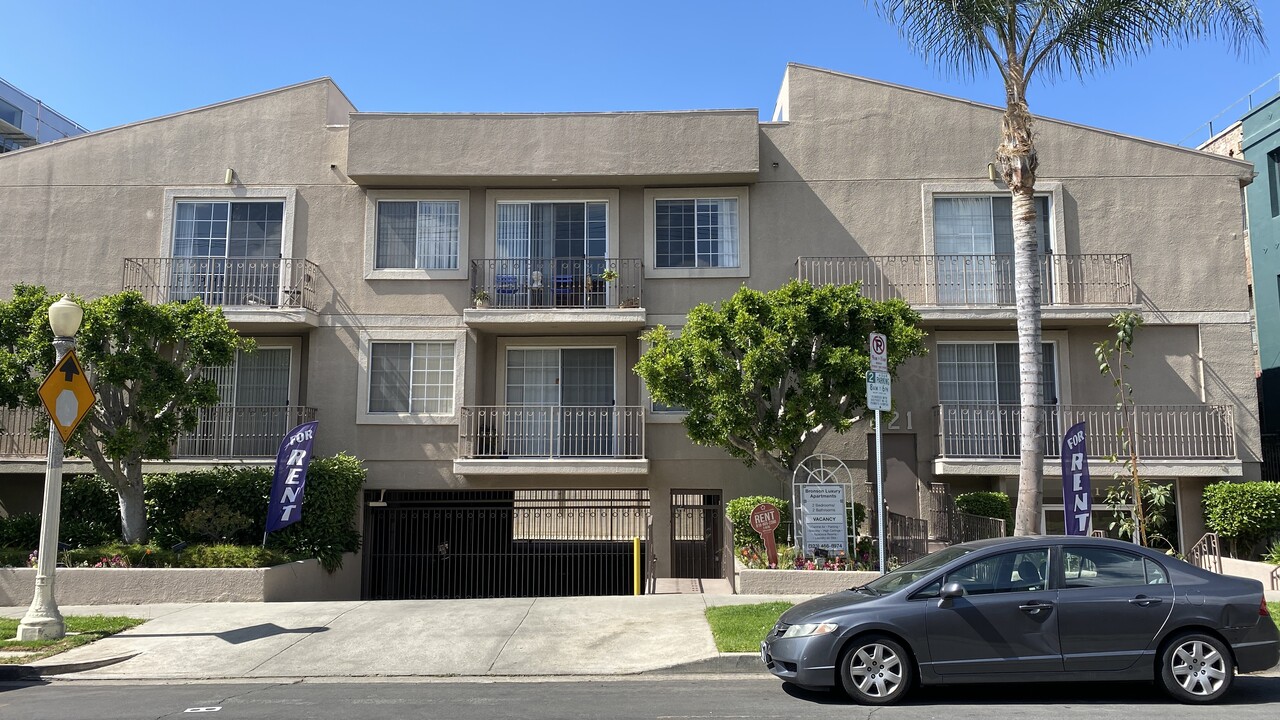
left=0, top=65, right=1259, bottom=589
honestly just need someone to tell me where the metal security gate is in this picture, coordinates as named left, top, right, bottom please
left=361, top=489, right=650, bottom=599
left=670, top=491, right=723, bottom=578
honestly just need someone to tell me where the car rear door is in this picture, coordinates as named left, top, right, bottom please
left=923, top=548, right=1063, bottom=676
left=1056, top=545, right=1175, bottom=672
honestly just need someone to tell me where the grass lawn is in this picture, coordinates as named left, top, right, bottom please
left=0, top=616, right=144, bottom=664
left=705, top=602, right=793, bottom=652
left=1270, top=602, right=1279, bottom=630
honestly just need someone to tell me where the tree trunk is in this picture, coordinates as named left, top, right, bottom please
left=117, top=460, right=147, bottom=544
left=997, top=72, right=1044, bottom=536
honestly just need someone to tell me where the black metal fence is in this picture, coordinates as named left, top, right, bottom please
left=887, top=511, right=929, bottom=565
left=469, top=257, right=642, bottom=309
left=1263, top=434, right=1280, bottom=482
left=928, top=484, right=1006, bottom=544
left=361, top=489, right=651, bottom=600
left=670, top=492, right=723, bottom=578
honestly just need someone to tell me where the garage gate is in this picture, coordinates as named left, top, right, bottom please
left=361, top=489, right=651, bottom=599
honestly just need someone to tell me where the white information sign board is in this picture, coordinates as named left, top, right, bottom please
left=799, top=484, right=849, bottom=556
left=866, top=371, right=891, bottom=411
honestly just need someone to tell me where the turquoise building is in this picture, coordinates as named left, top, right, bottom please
left=1242, top=94, right=1280, bottom=440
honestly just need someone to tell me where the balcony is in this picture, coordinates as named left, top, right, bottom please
left=122, top=257, right=320, bottom=329
left=0, top=405, right=317, bottom=466
left=934, top=403, right=1240, bottom=478
left=796, top=254, right=1134, bottom=322
left=463, top=258, right=645, bottom=333
left=454, top=405, right=648, bottom=476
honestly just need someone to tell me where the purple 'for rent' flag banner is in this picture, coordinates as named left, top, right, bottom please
left=266, top=421, right=318, bottom=534
left=1060, top=421, right=1091, bottom=535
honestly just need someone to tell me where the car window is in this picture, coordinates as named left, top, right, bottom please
left=945, top=549, right=1049, bottom=596
left=1063, top=547, right=1150, bottom=589
left=866, top=545, right=975, bottom=594
left=1144, top=557, right=1169, bottom=585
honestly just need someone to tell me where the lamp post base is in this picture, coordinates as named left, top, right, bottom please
left=16, top=609, right=65, bottom=641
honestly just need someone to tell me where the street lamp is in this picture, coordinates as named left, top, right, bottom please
left=16, top=295, right=83, bottom=641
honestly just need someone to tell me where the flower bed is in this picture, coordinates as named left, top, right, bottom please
left=0, top=553, right=360, bottom=605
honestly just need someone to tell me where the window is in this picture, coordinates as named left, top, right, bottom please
left=945, top=549, right=1050, bottom=596
left=0, top=98, right=21, bottom=128
left=644, top=187, right=750, bottom=279
left=179, top=346, right=297, bottom=457
left=369, top=341, right=456, bottom=414
left=654, top=197, right=739, bottom=268
left=937, top=341, right=1059, bottom=457
left=364, top=190, right=469, bottom=280
left=1063, top=547, right=1166, bottom=588
left=376, top=200, right=460, bottom=269
left=170, top=200, right=285, bottom=305
left=932, top=195, right=1050, bottom=304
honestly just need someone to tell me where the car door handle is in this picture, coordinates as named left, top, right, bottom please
left=1128, top=596, right=1163, bottom=607
left=1019, top=602, right=1053, bottom=614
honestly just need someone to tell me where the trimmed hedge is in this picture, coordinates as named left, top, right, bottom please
left=955, top=491, right=1014, bottom=535
left=1203, top=481, right=1280, bottom=558
left=0, top=453, right=365, bottom=571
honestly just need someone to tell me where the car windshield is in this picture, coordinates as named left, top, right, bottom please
left=861, top=546, right=976, bottom=594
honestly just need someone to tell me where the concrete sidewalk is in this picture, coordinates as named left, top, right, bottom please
left=1, top=594, right=809, bottom=681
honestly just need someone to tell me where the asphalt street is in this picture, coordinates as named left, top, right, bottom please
left=1, top=675, right=1278, bottom=720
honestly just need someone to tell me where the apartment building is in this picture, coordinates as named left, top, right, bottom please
left=0, top=64, right=1258, bottom=598
left=0, top=76, right=86, bottom=153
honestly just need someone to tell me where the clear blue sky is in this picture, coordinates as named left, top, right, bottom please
left=5, top=1, right=1278, bottom=147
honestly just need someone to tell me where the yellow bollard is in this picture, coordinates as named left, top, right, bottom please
left=633, top=536, right=641, bottom=595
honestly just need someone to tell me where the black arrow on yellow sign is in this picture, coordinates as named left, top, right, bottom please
left=59, top=356, right=80, bottom=382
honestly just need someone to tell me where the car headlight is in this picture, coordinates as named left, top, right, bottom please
left=781, top=622, right=839, bottom=638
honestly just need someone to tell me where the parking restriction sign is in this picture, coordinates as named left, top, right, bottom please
left=869, top=332, right=887, bottom=373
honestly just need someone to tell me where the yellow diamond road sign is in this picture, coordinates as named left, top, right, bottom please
left=38, top=349, right=96, bottom=442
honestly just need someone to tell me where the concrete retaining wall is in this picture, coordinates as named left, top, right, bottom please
left=1220, top=556, right=1280, bottom=592
left=737, top=569, right=879, bottom=595
left=0, top=553, right=361, bottom=605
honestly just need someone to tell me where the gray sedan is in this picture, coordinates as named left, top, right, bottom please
left=760, top=536, right=1278, bottom=705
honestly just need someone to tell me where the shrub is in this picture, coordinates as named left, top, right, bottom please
left=1202, top=481, right=1280, bottom=558
left=955, top=491, right=1014, bottom=535
left=0, top=453, right=365, bottom=572
left=57, top=542, right=296, bottom=568
left=0, top=512, right=41, bottom=549
left=726, top=495, right=791, bottom=549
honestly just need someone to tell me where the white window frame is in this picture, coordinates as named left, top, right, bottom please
left=495, top=335, right=627, bottom=407
left=920, top=182, right=1064, bottom=256
left=364, top=189, right=470, bottom=280
left=932, top=330, right=1071, bottom=406
left=162, top=187, right=297, bottom=258
left=483, top=189, right=619, bottom=260
left=644, top=186, right=750, bottom=279
left=356, top=328, right=467, bottom=425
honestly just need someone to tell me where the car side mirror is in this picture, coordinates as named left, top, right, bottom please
left=938, top=582, right=965, bottom=607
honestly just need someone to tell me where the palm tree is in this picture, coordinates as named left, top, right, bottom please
left=868, top=1, right=1264, bottom=535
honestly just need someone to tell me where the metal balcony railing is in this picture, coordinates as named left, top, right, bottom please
left=797, top=254, right=1134, bottom=307
left=936, top=404, right=1236, bottom=460
left=460, top=405, right=645, bottom=459
left=469, top=258, right=642, bottom=310
left=122, top=257, right=319, bottom=311
left=0, top=405, right=317, bottom=459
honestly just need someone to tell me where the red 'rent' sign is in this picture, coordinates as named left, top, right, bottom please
left=749, top=503, right=781, bottom=567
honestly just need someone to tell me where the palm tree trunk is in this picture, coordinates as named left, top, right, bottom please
left=997, top=73, right=1044, bottom=536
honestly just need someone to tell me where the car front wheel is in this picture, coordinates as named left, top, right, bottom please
left=839, top=635, right=913, bottom=705
left=1159, top=632, right=1234, bottom=703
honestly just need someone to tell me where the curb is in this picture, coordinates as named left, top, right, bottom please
left=0, top=652, right=140, bottom=681
left=649, top=653, right=764, bottom=675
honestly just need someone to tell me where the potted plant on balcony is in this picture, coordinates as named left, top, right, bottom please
left=473, top=289, right=491, bottom=309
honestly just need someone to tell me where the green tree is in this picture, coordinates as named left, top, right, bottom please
left=868, top=0, right=1264, bottom=535
left=635, top=280, right=926, bottom=490
left=0, top=285, right=250, bottom=544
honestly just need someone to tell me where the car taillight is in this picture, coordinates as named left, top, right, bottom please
left=1262, top=600, right=1271, bottom=618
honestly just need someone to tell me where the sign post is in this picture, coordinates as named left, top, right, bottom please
left=868, top=333, right=890, bottom=574
left=749, top=502, right=782, bottom=568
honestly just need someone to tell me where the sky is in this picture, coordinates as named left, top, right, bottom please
left=4, top=1, right=1279, bottom=147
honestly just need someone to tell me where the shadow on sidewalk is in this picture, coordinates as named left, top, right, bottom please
left=121, top=623, right=329, bottom=645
